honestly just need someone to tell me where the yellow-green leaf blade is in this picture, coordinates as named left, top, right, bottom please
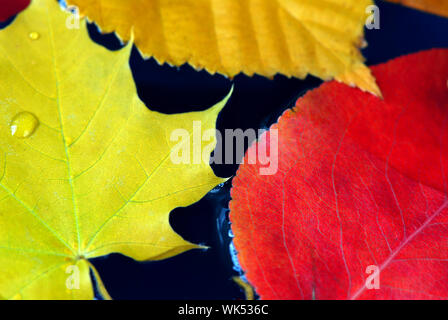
left=0, top=0, right=226, bottom=299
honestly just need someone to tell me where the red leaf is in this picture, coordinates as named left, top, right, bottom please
left=230, top=49, right=448, bottom=300
left=0, top=0, right=30, bottom=22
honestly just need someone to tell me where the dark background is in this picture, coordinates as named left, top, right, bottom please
left=3, top=0, right=448, bottom=300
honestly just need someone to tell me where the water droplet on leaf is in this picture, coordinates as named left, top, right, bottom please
left=28, top=31, right=40, bottom=40
left=10, top=112, right=39, bottom=138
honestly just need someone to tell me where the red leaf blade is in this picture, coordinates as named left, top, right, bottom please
left=230, top=49, right=448, bottom=299
left=0, top=0, right=30, bottom=22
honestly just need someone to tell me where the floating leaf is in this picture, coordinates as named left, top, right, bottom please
left=67, top=0, right=380, bottom=95
left=230, top=49, right=448, bottom=299
left=0, top=0, right=227, bottom=299
left=386, top=0, right=448, bottom=17
left=0, top=0, right=30, bottom=22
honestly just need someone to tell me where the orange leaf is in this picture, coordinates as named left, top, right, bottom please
left=386, top=0, right=448, bottom=17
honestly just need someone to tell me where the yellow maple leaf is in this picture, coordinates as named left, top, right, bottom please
left=0, top=0, right=227, bottom=299
left=385, top=0, right=448, bottom=18
left=66, top=0, right=380, bottom=95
